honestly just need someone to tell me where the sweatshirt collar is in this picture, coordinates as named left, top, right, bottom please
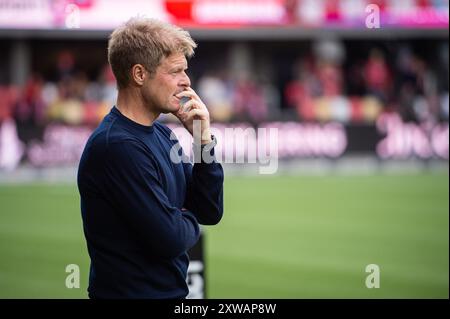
left=111, top=106, right=155, bottom=133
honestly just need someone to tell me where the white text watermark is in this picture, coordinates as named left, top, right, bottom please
left=170, top=120, right=279, bottom=174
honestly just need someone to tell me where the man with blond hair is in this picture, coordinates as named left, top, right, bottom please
left=77, top=18, right=223, bottom=299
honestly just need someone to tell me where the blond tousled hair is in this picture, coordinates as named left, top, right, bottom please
left=108, top=17, right=197, bottom=89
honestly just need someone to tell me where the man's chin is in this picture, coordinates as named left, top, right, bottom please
left=171, top=102, right=183, bottom=113
left=160, top=104, right=180, bottom=114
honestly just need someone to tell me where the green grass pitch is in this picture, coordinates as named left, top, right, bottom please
left=0, top=173, right=448, bottom=298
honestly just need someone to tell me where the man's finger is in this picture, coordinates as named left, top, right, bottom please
left=180, top=99, right=197, bottom=113
left=176, top=90, right=196, bottom=99
left=176, top=87, right=202, bottom=101
left=183, top=108, right=209, bottom=121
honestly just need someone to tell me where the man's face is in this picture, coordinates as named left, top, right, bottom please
left=142, top=52, right=191, bottom=114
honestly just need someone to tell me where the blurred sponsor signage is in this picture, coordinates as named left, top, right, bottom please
left=0, top=0, right=169, bottom=29
left=0, top=117, right=447, bottom=170
left=0, top=0, right=447, bottom=30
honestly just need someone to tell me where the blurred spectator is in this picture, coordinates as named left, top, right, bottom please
left=285, top=50, right=345, bottom=121
left=364, top=49, right=391, bottom=104
left=197, top=70, right=233, bottom=122
left=347, top=60, right=367, bottom=96
left=98, top=64, right=118, bottom=106
left=285, top=56, right=318, bottom=120
left=260, top=74, right=281, bottom=120
left=317, top=60, right=343, bottom=97
left=395, top=47, right=441, bottom=123
left=233, top=72, right=268, bottom=124
left=0, top=86, right=19, bottom=123
left=13, top=74, right=46, bottom=143
left=57, top=50, right=75, bottom=81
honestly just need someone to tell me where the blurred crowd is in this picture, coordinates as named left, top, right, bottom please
left=283, top=43, right=449, bottom=125
left=0, top=42, right=448, bottom=129
left=0, top=51, right=116, bottom=129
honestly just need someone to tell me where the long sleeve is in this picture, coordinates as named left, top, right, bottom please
left=183, top=146, right=224, bottom=225
left=104, top=139, right=200, bottom=259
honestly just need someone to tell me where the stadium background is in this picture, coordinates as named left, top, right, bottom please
left=0, top=0, right=448, bottom=298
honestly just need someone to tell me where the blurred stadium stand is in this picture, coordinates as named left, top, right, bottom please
left=0, top=0, right=448, bottom=172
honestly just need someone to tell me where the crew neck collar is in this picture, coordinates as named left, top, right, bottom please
left=111, top=106, right=155, bottom=133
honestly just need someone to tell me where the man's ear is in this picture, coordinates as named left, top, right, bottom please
left=131, top=64, right=146, bottom=86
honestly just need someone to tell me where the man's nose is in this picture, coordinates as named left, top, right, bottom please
left=180, top=72, right=191, bottom=88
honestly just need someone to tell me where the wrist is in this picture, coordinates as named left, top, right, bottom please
left=192, top=135, right=217, bottom=164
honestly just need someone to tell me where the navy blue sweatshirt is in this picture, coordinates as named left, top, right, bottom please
left=77, top=106, right=223, bottom=299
